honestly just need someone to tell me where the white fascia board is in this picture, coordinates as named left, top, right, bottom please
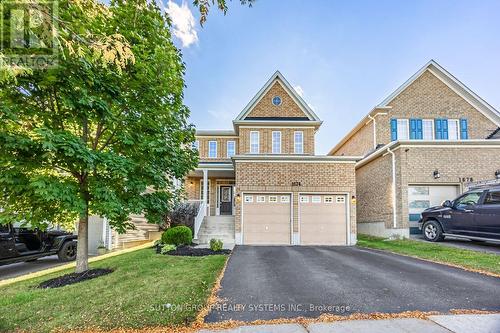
left=196, top=129, right=236, bottom=136
left=356, top=139, right=500, bottom=169
left=232, top=155, right=361, bottom=164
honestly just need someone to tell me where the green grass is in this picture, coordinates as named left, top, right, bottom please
left=0, top=249, right=227, bottom=333
left=357, top=234, right=500, bottom=275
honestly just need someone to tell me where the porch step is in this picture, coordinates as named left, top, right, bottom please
left=196, top=215, right=235, bottom=244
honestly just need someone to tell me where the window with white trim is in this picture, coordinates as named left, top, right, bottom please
left=324, top=196, right=334, bottom=203
left=311, top=196, right=321, bottom=203
left=396, top=119, right=409, bottom=140
left=422, top=119, right=434, bottom=140
left=200, top=180, right=210, bottom=202
left=269, top=196, right=278, bottom=203
left=227, top=141, right=235, bottom=158
left=244, top=195, right=253, bottom=203
left=448, top=119, right=459, bottom=140
left=294, top=131, right=304, bottom=154
left=208, top=141, right=217, bottom=158
left=250, top=131, right=259, bottom=154
left=336, top=196, right=346, bottom=203
left=256, top=195, right=265, bottom=203
left=280, top=195, right=290, bottom=203
left=272, top=131, right=281, bottom=154
left=300, top=196, right=309, bottom=203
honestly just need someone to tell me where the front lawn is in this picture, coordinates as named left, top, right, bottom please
left=0, top=248, right=227, bottom=332
left=357, top=234, right=500, bottom=276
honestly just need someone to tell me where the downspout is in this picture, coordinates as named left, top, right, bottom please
left=387, top=147, right=397, bottom=229
left=367, top=115, right=377, bottom=150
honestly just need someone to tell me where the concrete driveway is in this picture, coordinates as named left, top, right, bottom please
left=0, top=255, right=64, bottom=281
left=205, top=246, right=500, bottom=323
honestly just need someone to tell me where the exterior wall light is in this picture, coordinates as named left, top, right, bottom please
left=235, top=193, right=241, bottom=203
left=433, top=170, right=440, bottom=179
left=495, top=170, right=500, bottom=179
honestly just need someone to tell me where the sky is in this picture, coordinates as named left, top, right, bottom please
left=164, top=0, right=500, bottom=154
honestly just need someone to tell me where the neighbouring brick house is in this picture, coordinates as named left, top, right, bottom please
left=185, top=71, right=358, bottom=245
left=329, top=60, right=500, bottom=237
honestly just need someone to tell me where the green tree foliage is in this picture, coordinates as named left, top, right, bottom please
left=0, top=0, right=198, bottom=272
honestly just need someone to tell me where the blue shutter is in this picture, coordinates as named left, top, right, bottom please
left=390, top=119, right=398, bottom=141
left=460, top=119, right=468, bottom=139
left=416, top=119, right=423, bottom=139
left=442, top=118, right=449, bottom=139
left=409, top=119, right=417, bottom=140
left=435, top=119, right=442, bottom=140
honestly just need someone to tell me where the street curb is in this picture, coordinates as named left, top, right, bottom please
left=0, top=241, right=154, bottom=288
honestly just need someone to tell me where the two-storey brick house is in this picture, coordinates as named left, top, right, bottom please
left=186, top=71, right=358, bottom=246
left=329, top=60, right=500, bottom=237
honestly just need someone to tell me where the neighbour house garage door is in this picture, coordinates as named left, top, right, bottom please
left=408, top=185, right=460, bottom=234
left=242, top=193, right=291, bottom=245
left=299, top=194, right=348, bottom=245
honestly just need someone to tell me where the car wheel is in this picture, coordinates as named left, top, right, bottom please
left=422, top=220, right=444, bottom=242
left=58, top=241, right=77, bottom=262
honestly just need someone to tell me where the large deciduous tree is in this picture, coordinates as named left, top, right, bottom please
left=0, top=0, right=198, bottom=273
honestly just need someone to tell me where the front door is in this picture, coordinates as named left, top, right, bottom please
left=219, top=186, right=233, bottom=215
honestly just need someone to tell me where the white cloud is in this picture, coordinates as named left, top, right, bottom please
left=294, top=85, right=304, bottom=97
left=165, top=1, right=198, bottom=47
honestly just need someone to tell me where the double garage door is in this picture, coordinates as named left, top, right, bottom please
left=242, top=193, right=348, bottom=245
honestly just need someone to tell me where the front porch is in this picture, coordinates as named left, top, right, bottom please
left=185, top=163, right=236, bottom=242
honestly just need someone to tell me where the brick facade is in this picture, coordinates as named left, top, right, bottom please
left=234, top=161, right=357, bottom=238
left=331, top=70, right=499, bottom=157
left=196, top=136, right=239, bottom=162
left=246, top=81, right=308, bottom=118
left=238, top=127, right=315, bottom=155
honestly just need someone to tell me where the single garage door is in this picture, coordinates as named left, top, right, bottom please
left=299, top=194, right=347, bottom=245
left=408, top=185, right=460, bottom=234
left=242, top=193, right=291, bottom=245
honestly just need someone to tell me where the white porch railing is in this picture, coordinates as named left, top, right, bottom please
left=193, top=200, right=207, bottom=239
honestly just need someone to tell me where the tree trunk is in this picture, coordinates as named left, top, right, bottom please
left=76, top=204, right=89, bottom=273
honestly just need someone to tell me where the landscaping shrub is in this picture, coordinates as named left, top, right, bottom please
left=161, top=244, right=177, bottom=254
left=164, top=202, right=199, bottom=232
left=210, top=239, right=223, bottom=252
left=161, top=226, right=193, bottom=246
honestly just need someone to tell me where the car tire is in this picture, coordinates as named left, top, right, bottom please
left=422, top=220, right=444, bottom=242
left=58, top=241, right=77, bottom=262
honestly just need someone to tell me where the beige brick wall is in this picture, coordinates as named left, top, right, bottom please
left=246, top=81, right=309, bottom=118
left=355, top=153, right=394, bottom=228
left=195, top=136, right=239, bottom=162
left=332, top=70, right=498, bottom=157
left=356, top=146, right=500, bottom=231
left=238, top=127, right=315, bottom=155
left=334, top=121, right=374, bottom=156
left=377, top=70, right=498, bottom=145
left=234, top=161, right=357, bottom=236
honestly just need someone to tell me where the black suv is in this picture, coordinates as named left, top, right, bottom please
left=0, top=223, right=77, bottom=266
left=419, top=185, right=500, bottom=242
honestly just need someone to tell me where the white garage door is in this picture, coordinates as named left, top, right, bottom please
left=242, top=194, right=291, bottom=245
left=408, top=185, right=460, bottom=234
left=299, top=194, right=348, bottom=245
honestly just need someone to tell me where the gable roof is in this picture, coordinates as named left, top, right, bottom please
left=328, top=60, right=500, bottom=155
left=233, top=70, right=322, bottom=123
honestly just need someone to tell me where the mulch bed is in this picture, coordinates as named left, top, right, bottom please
left=38, top=268, right=114, bottom=289
left=165, top=245, right=231, bottom=257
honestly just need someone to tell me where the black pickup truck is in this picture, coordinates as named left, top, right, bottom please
left=0, top=223, right=77, bottom=266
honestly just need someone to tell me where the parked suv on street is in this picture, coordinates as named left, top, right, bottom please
left=419, top=185, right=500, bottom=242
left=0, top=223, right=77, bottom=266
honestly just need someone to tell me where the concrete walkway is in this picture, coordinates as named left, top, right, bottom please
left=198, top=314, right=500, bottom=333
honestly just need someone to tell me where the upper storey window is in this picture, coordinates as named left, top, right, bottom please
left=208, top=141, right=217, bottom=158
left=227, top=141, right=236, bottom=158
left=250, top=131, right=259, bottom=154
left=391, top=118, right=468, bottom=141
left=294, top=131, right=304, bottom=154
left=272, top=131, right=281, bottom=154
left=272, top=96, right=282, bottom=106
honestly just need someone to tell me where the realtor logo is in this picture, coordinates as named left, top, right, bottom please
left=0, top=0, right=58, bottom=68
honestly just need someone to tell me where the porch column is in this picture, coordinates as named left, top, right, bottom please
left=202, top=168, right=209, bottom=216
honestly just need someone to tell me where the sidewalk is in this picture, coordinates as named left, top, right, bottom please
left=198, top=314, right=500, bottom=333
